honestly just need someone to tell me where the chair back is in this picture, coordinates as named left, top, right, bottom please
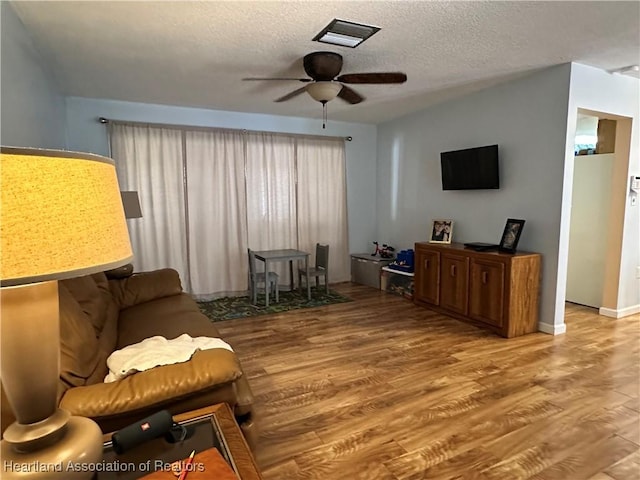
left=316, top=243, right=329, bottom=269
left=247, top=249, right=257, bottom=277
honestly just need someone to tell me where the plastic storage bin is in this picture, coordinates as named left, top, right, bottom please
left=350, top=253, right=393, bottom=289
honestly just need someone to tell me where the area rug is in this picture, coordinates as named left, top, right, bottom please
left=198, top=288, right=352, bottom=322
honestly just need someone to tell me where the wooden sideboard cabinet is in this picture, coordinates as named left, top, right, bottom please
left=414, top=242, right=541, bottom=338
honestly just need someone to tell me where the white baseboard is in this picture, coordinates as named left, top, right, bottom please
left=599, top=305, right=640, bottom=318
left=538, top=322, right=566, bottom=335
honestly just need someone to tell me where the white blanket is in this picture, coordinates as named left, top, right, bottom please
left=104, top=334, right=233, bottom=383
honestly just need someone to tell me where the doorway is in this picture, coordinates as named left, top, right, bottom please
left=565, top=110, right=633, bottom=313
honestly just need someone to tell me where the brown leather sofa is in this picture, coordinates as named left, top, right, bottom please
left=1, top=268, right=256, bottom=446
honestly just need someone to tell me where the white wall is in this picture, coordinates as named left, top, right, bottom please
left=64, top=97, right=378, bottom=255
left=561, top=63, right=640, bottom=317
left=376, top=64, right=573, bottom=333
left=566, top=154, right=615, bottom=307
left=1, top=2, right=66, bottom=148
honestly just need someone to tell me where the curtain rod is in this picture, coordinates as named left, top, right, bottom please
left=98, top=117, right=353, bottom=142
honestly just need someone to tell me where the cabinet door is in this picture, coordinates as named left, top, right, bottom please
left=469, top=259, right=505, bottom=327
left=414, top=249, right=440, bottom=305
left=440, top=253, right=469, bottom=315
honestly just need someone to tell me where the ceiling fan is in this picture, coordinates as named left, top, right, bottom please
left=243, top=51, right=407, bottom=127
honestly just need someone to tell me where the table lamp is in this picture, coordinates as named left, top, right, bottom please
left=0, top=147, right=133, bottom=479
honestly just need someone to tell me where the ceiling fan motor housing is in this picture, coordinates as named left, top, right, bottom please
left=303, top=51, right=343, bottom=81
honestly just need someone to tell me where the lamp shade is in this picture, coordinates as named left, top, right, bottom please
left=307, top=81, right=343, bottom=102
left=1, top=147, right=133, bottom=287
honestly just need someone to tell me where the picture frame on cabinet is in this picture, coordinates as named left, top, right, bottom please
left=429, top=219, right=453, bottom=244
left=499, top=218, right=525, bottom=253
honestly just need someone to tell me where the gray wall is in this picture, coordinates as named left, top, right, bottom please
left=1, top=2, right=66, bottom=148
left=376, top=64, right=572, bottom=332
left=65, top=97, right=378, bottom=255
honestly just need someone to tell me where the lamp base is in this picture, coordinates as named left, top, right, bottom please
left=1, top=415, right=103, bottom=479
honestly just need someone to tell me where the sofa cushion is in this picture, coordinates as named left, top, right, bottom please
left=85, top=308, right=119, bottom=385
left=117, top=293, right=221, bottom=349
left=59, top=284, right=100, bottom=390
left=61, top=273, right=112, bottom=337
left=109, top=269, right=183, bottom=310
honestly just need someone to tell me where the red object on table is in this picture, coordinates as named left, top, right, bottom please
left=139, top=447, right=238, bottom=479
left=178, top=450, right=195, bottom=480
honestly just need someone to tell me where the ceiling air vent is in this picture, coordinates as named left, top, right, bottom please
left=312, top=19, right=380, bottom=48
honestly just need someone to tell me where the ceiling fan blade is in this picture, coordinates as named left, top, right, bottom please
left=337, top=72, right=407, bottom=84
left=275, top=86, right=308, bottom=102
left=338, top=85, right=364, bottom=104
left=243, top=77, right=312, bottom=82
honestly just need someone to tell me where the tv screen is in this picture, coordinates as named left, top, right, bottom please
left=440, top=144, right=500, bottom=190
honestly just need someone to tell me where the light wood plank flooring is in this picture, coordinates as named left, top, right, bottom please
left=216, top=283, right=640, bottom=480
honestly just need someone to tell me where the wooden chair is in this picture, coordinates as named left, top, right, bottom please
left=298, top=243, right=329, bottom=294
left=248, top=249, right=279, bottom=304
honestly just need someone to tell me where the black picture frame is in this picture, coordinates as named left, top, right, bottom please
left=499, top=219, right=525, bottom=253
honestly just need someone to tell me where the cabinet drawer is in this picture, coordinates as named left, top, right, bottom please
left=469, top=259, right=505, bottom=327
left=440, top=253, right=469, bottom=315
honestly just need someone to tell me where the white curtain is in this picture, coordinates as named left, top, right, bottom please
left=296, top=137, right=349, bottom=282
left=110, top=124, right=190, bottom=289
left=245, top=132, right=297, bottom=283
left=110, top=124, right=348, bottom=297
left=185, top=130, right=248, bottom=300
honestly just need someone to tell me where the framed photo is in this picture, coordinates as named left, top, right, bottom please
left=429, top=219, right=454, bottom=244
left=499, top=219, right=525, bottom=253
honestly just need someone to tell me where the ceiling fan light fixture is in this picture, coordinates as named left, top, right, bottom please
left=307, top=82, right=343, bottom=102
left=313, top=19, right=380, bottom=48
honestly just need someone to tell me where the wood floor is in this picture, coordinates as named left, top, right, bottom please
left=215, top=283, right=640, bottom=480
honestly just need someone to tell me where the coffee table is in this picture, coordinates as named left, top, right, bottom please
left=100, top=404, right=262, bottom=480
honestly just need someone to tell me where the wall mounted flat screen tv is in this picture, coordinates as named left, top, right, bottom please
left=440, top=144, right=500, bottom=190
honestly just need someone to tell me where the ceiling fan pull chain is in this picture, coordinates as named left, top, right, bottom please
left=322, top=101, right=327, bottom=129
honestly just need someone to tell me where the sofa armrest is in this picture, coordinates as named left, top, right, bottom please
left=232, top=373, right=255, bottom=417
left=109, top=268, right=183, bottom=309
left=59, top=349, right=242, bottom=418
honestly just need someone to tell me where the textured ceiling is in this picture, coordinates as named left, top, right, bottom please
left=9, top=1, right=640, bottom=124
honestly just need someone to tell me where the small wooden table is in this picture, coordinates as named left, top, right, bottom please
left=253, top=248, right=310, bottom=306
left=101, top=404, right=262, bottom=480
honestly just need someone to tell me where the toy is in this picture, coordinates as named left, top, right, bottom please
left=371, top=241, right=395, bottom=259
left=387, top=249, right=415, bottom=272
left=381, top=244, right=395, bottom=258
